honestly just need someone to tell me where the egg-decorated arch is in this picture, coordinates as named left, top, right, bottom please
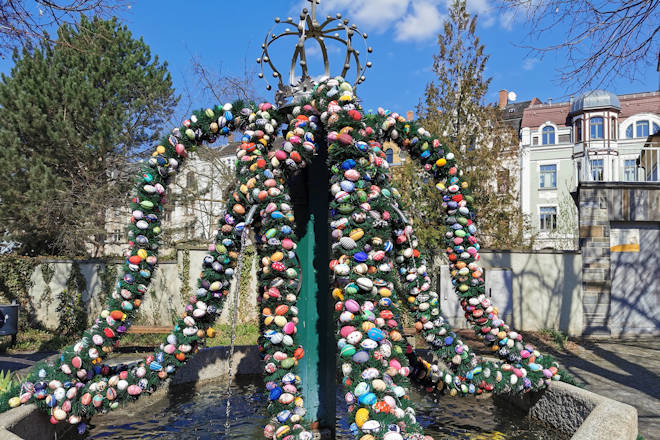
left=3, top=77, right=573, bottom=440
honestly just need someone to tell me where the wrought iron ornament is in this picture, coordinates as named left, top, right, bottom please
left=258, top=0, right=373, bottom=106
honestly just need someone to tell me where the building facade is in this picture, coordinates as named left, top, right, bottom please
left=511, top=90, right=660, bottom=249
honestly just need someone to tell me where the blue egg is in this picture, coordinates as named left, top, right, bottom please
left=269, top=387, right=282, bottom=401
left=384, top=241, right=393, bottom=252
left=124, top=274, right=134, bottom=284
left=224, top=110, right=233, bottom=121
left=367, top=328, right=385, bottom=341
left=353, top=252, right=368, bottom=262
left=340, top=180, right=355, bottom=192
left=421, top=150, right=431, bottom=158
left=277, top=410, right=291, bottom=422
left=264, top=169, right=274, bottom=179
left=156, top=352, right=164, bottom=363
left=271, top=211, right=284, bottom=219
left=358, top=392, right=377, bottom=405
left=341, top=159, right=356, bottom=170
left=149, top=361, right=162, bottom=371
left=281, top=225, right=292, bottom=234
left=139, top=270, right=151, bottom=278
left=444, top=336, right=454, bottom=345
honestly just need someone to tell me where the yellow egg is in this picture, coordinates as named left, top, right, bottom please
left=349, top=228, right=364, bottom=241
left=137, top=249, right=147, bottom=259
left=271, top=251, right=284, bottom=262
left=355, top=407, right=369, bottom=428
left=332, top=288, right=344, bottom=300
left=8, top=397, right=21, bottom=408
left=264, top=316, right=274, bottom=326
left=436, top=158, right=447, bottom=166
left=360, top=436, right=375, bottom=440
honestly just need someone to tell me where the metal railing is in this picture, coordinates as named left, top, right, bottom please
left=579, top=143, right=660, bottom=183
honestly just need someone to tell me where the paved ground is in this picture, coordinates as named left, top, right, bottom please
left=2, top=337, right=659, bottom=439
left=458, top=331, right=660, bottom=440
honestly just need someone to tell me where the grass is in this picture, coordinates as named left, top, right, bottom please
left=539, top=328, right=570, bottom=350
left=0, top=327, right=77, bottom=353
left=0, top=321, right=260, bottom=354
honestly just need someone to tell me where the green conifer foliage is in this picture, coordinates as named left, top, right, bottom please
left=0, top=16, right=178, bottom=256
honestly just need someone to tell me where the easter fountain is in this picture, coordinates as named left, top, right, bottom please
left=0, top=1, right=639, bottom=440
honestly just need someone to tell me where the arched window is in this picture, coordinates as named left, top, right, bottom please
left=636, top=120, right=649, bottom=138
left=542, top=126, right=555, bottom=145
left=654, top=122, right=660, bottom=135
left=590, top=117, right=604, bottom=139
left=385, top=148, right=394, bottom=164
left=186, top=172, right=197, bottom=192
left=625, top=124, right=633, bottom=138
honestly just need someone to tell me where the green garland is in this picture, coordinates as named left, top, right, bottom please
left=2, top=76, right=574, bottom=440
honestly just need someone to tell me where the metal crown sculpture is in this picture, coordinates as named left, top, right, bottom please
left=258, top=0, right=373, bottom=106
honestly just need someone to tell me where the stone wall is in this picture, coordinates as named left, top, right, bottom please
left=436, top=249, right=583, bottom=336
left=577, top=182, right=660, bottom=335
left=3, top=247, right=258, bottom=330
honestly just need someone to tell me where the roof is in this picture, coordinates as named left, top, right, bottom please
left=570, top=89, right=621, bottom=114
left=521, top=91, right=660, bottom=129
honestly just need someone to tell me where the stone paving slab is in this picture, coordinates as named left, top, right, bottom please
left=457, top=331, right=660, bottom=440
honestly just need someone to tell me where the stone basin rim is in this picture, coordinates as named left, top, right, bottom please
left=0, top=345, right=638, bottom=440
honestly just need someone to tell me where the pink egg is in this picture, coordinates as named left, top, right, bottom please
left=389, top=359, right=402, bottom=370
left=344, top=299, right=360, bottom=313
left=283, top=322, right=296, bottom=335
left=340, top=326, right=356, bottom=338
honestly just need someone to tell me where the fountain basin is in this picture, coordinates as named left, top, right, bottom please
left=0, top=346, right=637, bottom=439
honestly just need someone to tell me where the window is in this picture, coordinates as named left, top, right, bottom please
left=539, top=164, right=557, bottom=188
left=542, top=126, right=555, bottom=145
left=636, top=120, right=649, bottom=138
left=653, top=122, right=660, bottom=135
left=624, top=159, right=637, bottom=182
left=610, top=118, right=617, bottom=140
left=497, top=170, right=510, bottom=193
left=532, top=136, right=539, bottom=145
left=626, top=124, right=633, bottom=138
left=558, top=134, right=571, bottom=143
left=539, top=207, right=557, bottom=231
left=590, top=159, right=604, bottom=181
left=186, top=172, right=197, bottom=191
left=575, top=122, right=582, bottom=142
left=590, top=117, right=604, bottom=139
left=385, top=148, right=394, bottom=164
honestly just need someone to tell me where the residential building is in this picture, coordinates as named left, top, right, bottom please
left=514, top=89, right=660, bottom=249
left=102, top=142, right=238, bottom=256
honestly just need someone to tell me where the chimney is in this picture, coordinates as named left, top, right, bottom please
left=406, top=110, right=414, bottom=121
left=498, top=90, right=508, bottom=109
left=547, top=98, right=553, bottom=105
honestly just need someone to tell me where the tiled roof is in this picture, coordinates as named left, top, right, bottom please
left=521, top=91, right=660, bottom=128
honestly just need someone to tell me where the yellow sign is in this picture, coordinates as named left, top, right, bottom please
left=610, top=228, right=640, bottom=252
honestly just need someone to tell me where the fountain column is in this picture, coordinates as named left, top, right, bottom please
left=292, top=137, right=336, bottom=437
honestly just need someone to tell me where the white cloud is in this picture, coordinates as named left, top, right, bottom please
left=395, top=2, right=444, bottom=41
left=499, top=10, right=516, bottom=30
left=522, top=57, right=539, bottom=71
left=317, top=0, right=410, bottom=30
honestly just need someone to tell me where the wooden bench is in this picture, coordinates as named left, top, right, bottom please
left=126, top=326, right=171, bottom=335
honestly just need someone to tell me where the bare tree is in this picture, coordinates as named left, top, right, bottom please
left=501, top=0, right=659, bottom=91
left=0, top=0, right=129, bottom=57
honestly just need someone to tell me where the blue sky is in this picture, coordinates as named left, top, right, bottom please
left=1, top=1, right=657, bottom=118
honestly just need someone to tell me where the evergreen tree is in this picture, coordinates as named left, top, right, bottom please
left=397, top=0, right=529, bottom=251
left=0, top=16, right=178, bottom=256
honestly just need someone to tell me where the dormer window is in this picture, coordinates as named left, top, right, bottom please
left=590, top=117, right=604, bottom=139
left=542, top=126, right=555, bottom=145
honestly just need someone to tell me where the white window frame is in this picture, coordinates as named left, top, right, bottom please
left=540, top=123, right=557, bottom=145
left=537, top=161, right=559, bottom=189
left=538, top=205, right=558, bottom=232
